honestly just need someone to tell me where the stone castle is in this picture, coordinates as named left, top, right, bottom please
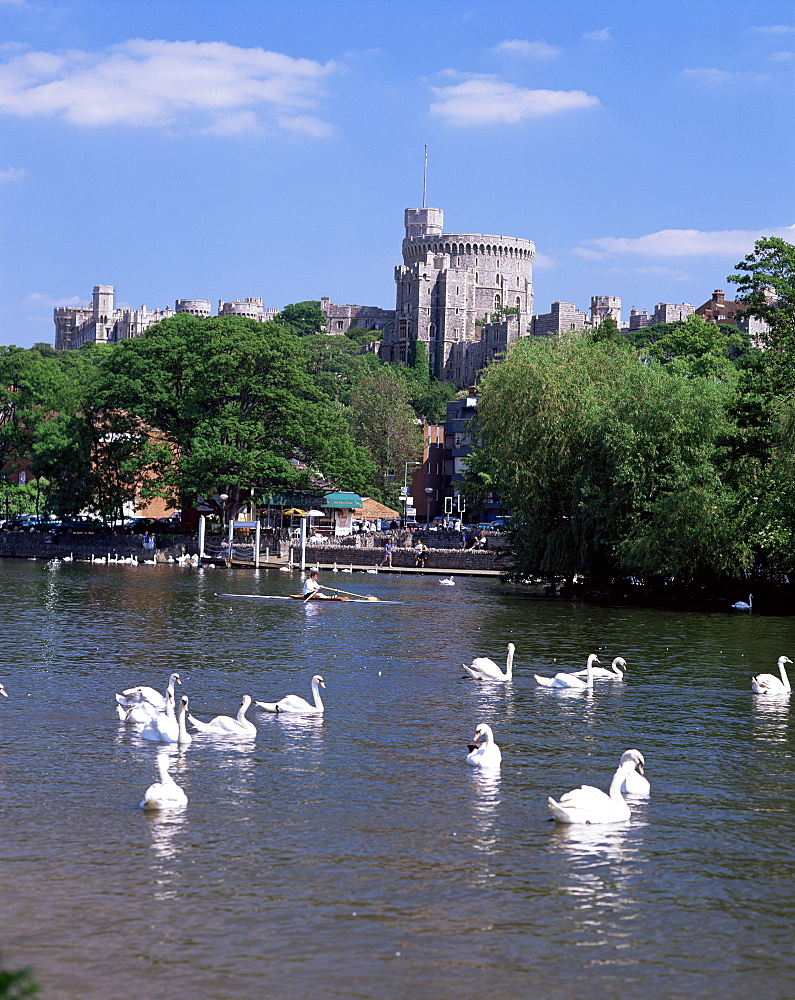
left=53, top=203, right=765, bottom=385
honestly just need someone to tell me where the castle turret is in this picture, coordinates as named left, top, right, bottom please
left=92, top=285, right=114, bottom=324
left=404, top=207, right=444, bottom=239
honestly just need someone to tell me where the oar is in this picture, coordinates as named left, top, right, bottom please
left=321, top=585, right=378, bottom=602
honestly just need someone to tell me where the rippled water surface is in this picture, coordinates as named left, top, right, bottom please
left=1, top=560, right=794, bottom=999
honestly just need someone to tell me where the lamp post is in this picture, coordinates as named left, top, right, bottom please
left=424, top=487, right=434, bottom=527
left=219, top=493, right=228, bottom=531
left=403, top=461, right=420, bottom=522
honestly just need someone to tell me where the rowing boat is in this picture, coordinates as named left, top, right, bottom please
left=217, top=593, right=403, bottom=605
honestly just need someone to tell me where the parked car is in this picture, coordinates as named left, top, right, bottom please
left=154, top=514, right=184, bottom=533
left=123, top=517, right=159, bottom=534
left=430, top=516, right=462, bottom=531
left=475, top=519, right=512, bottom=531
left=59, top=515, right=104, bottom=533
left=7, top=514, right=60, bottom=532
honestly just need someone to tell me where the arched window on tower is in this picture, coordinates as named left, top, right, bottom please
left=494, top=294, right=501, bottom=311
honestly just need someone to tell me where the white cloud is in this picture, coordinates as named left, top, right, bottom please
left=769, top=51, right=794, bottom=61
left=750, top=24, right=795, bottom=34
left=492, top=39, right=561, bottom=60
left=430, top=76, right=599, bottom=125
left=0, top=39, right=337, bottom=135
left=531, top=251, right=560, bottom=270
left=584, top=28, right=612, bottom=42
left=574, top=225, right=795, bottom=259
left=25, top=292, right=83, bottom=308
left=0, top=164, right=24, bottom=182
left=682, top=67, right=771, bottom=85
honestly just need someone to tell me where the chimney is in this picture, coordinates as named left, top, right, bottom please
left=713, top=289, right=725, bottom=304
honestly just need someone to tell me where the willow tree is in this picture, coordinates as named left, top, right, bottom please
left=466, top=334, right=745, bottom=585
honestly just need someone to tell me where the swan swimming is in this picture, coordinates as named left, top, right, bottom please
left=139, top=752, right=187, bottom=811
left=572, top=656, right=627, bottom=681
left=189, top=694, right=257, bottom=736
left=465, top=723, right=502, bottom=768
left=732, top=594, right=753, bottom=611
left=116, top=671, right=181, bottom=717
left=751, top=655, right=792, bottom=695
left=548, top=756, right=639, bottom=824
left=0, top=683, right=8, bottom=698
left=463, top=643, right=515, bottom=682
left=440, top=577, right=455, bottom=586
left=618, top=748, right=650, bottom=795
left=139, top=691, right=191, bottom=743
left=535, top=653, right=600, bottom=689
left=256, top=674, right=326, bottom=714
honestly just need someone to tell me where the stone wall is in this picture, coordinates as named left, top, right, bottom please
left=0, top=532, right=198, bottom=561
left=305, top=543, right=509, bottom=572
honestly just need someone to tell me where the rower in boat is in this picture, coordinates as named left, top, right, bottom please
left=302, top=570, right=348, bottom=601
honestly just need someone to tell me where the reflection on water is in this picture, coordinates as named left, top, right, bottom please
left=751, top=694, right=791, bottom=746
left=0, top=560, right=794, bottom=1000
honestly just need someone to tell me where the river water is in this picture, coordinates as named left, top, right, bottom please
left=1, top=559, right=794, bottom=1000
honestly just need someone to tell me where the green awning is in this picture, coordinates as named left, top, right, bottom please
left=260, top=491, right=324, bottom=507
left=322, top=491, right=362, bottom=509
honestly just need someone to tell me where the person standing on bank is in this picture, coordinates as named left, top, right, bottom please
left=414, top=540, right=428, bottom=567
left=380, top=540, right=393, bottom=567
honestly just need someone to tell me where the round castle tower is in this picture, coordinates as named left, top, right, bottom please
left=385, top=207, right=535, bottom=379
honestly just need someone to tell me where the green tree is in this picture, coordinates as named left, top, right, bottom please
left=641, top=313, right=745, bottom=381
left=467, top=334, right=743, bottom=585
left=99, top=314, right=375, bottom=519
left=728, top=237, right=795, bottom=349
left=302, top=333, right=382, bottom=403
left=345, top=326, right=382, bottom=346
left=346, top=368, right=424, bottom=503
left=0, top=954, right=39, bottom=998
left=276, top=301, right=328, bottom=337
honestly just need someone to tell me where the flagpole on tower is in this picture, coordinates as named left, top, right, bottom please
left=422, top=144, right=428, bottom=209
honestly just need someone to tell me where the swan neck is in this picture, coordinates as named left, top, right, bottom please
left=312, top=679, right=324, bottom=710
left=505, top=646, right=513, bottom=677
left=780, top=663, right=791, bottom=691
left=178, top=702, right=188, bottom=739
left=609, top=765, right=630, bottom=802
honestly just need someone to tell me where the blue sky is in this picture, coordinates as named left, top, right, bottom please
left=1, top=0, right=793, bottom=349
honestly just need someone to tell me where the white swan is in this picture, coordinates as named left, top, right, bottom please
left=116, top=672, right=182, bottom=716
left=548, top=756, right=638, bottom=824
left=189, top=694, right=257, bottom=736
left=0, top=683, right=8, bottom=698
left=572, top=656, right=627, bottom=681
left=732, top=594, right=753, bottom=611
left=139, top=752, right=187, bottom=811
left=256, top=674, right=325, bottom=714
left=440, top=577, right=455, bottom=586
left=466, top=723, right=502, bottom=768
left=618, top=748, right=650, bottom=795
left=139, top=690, right=188, bottom=743
left=751, top=655, right=792, bottom=695
left=463, top=643, right=515, bottom=682
left=535, top=653, right=600, bottom=689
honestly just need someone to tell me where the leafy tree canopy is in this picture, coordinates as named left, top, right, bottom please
left=276, top=301, right=328, bottom=337
left=98, top=314, right=375, bottom=516
left=728, top=237, right=795, bottom=347
left=466, top=334, right=745, bottom=584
